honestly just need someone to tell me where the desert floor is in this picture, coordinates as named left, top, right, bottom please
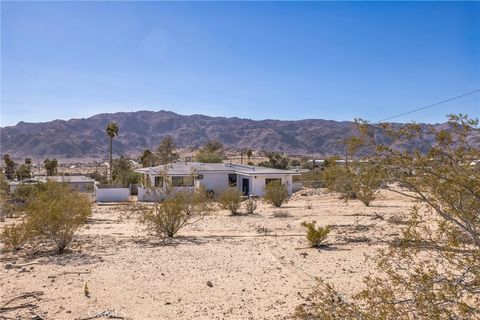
left=1, top=188, right=412, bottom=320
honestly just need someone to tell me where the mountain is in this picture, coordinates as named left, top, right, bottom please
left=0, top=110, right=477, bottom=160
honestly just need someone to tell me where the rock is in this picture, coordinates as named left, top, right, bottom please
left=206, top=281, right=213, bottom=287
left=5, top=263, right=13, bottom=269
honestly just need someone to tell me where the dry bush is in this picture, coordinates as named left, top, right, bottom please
left=1, top=222, right=29, bottom=250
left=218, top=187, right=243, bottom=215
left=272, top=210, right=290, bottom=218
left=264, top=181, right=289, bottom=207
left=296, top=114, right=480, bottom=319
left=322, top=165, right=356, bottom=199
left=139, top=197, right=190, bottom=238
left=174, top=185, right=213, bottom=216
left=244, top=197, right=257, bottom=214
left=301, top=221, right=332, bottom=247
left=351, top=164, right=385, bottom=206
left=25, top=181, right=92, bottom=253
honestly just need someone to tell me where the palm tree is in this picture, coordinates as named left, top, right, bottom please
left=105, top=122, right=119, bottom=182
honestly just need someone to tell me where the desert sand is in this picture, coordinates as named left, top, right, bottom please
left=1, top=188, right=413, bottom=320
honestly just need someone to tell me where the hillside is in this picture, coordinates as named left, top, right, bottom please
left=0, top=110, right=476, bottom=160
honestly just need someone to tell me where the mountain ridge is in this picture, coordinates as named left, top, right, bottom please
left=0, top=110, right=474, bottom=160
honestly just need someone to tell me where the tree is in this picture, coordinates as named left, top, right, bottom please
left=259, top=152, right=289, bottom=169
left=195, top=140, right=225, bottom=163
left=296, top=114, right=480, bottom=319
left=24, top=182, right=92, bottom=253
left=44, top=158, right=58, bottom=176
left=15, top=164, right=30, bottom=180
left=156, top=136, right=179, bottom=164
left=3, top=154, right=15, bottom=180
left=246, top=149, right=253, bottom=163
left=112, top=156, right=133, bottom=186
left=15, top=158, right=32, bottom=180
left=105, top=121, right=119, bottom=182
left=140, top=149, right=155, bottom=167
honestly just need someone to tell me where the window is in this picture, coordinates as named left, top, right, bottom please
left=172, top=176, right=194, bottom=187
left=154, top=176, right=163, bottom=187
left=265, top=178, right=282, bottom=186
left=196, top=174, right=203, bottom=180
left=228, top=174, right=237, bottom=187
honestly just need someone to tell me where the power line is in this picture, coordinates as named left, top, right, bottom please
left=378, top=89, right=480, bottom=122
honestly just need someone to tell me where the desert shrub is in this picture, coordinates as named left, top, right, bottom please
left=296, top=114, right=480, bottom=319
left=244, top=197, right=257, bottom=214
left=301, top=221, right=332, bottom=247
left=218, top=187, right=243, bottom=215
left=173, top=185, right=213, bottom=216
left=272, top=210, right=290, bottom=218
left=322, top=165, right=356, bottom=199
left=351, top=164, right=385, bottom=206
left=264, top=181, right=289, bottom=207
left=139, top=197, right=190, bottom=238
left=25, top=181, right=91, bottom=253
left=1, top=222, right=29, bottom=250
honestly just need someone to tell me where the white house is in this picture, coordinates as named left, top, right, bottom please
left=136, top=162, right=301, bottom=201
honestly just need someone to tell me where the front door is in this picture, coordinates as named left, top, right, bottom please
left=242, top=178, right=249, bottom=196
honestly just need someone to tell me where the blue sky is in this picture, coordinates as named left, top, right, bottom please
left=1, top=1, right=479, bottom=126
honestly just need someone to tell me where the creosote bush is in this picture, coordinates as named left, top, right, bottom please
left=218, top=187, right=243, bottom=215
left=139, top=196, right=190, bottom=238
left=351, top=164, right=384, bottom=206
left=244, top=197, right=257, bottom=214
left=322, top=165, right=356, bottom=199
left=301, top=221, right=332, bottom=247
left=296, top=114, right=480, bottom=319
left=25, top=182, right=92, bottom=253
left=264, top=181, right=289, bottom=207
left=1, top=222, right=29, bottom=250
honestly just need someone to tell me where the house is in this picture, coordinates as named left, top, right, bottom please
left=7, top=176, right=95, bottom=194
left=136, top=162, right=301, bottom=201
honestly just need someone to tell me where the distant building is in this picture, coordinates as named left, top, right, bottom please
left=7, top=175, right=96, bottom=194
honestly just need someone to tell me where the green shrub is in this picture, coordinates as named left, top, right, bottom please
left=351, top=164, right=384, bottom=206
left=26, top=182, right=91, bottom=253
left=1, top=222, right=29, bottom=250
left=139, top=197, right=189, bottom=238
left=218, top=187, right=243, bottom=215
left=301, top=221, right=332, bottom=247
left=322, top=165, right=356, bottom=199
left=264, top=181, right=289, bottom=207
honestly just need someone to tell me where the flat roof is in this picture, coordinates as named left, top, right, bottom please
left=136, top=162, right=300, bottom=176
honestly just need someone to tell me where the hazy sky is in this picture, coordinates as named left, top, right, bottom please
left=1, top=1, right=479, bottom=126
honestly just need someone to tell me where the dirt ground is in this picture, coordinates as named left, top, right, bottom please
left=0, top=188, right=413, bottom=320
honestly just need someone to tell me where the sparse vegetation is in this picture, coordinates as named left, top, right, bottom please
left=296, top=114, right=480, bottom=319
left=264, top=181, right=289, bottom=207
left=24, top=181, right=92, bottom=253
left=218, top=187, right=243, bottom=215
left=44, top=158, right=58, bottom=176
left=195, top=140, right=225, bottom=163
left=244, top=197, right=257, bottom=214
left=1, top=222, right=29, bottom=250
left=301, top=221, right=331, bottom=247
left=272, top=210, right=290, bottom=218
left=139, top=196, right=191, bottom=238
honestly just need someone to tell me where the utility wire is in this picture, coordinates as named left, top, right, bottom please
left=378, top=89, right=480, bottom=122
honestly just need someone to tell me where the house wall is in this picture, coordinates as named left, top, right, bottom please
left=250, top=174, right=293, bottom=197
left=196, top=172, right=230, bottom=195
left=95, top=186, right=130, bottom=202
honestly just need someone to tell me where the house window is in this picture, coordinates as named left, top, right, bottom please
left=172, top=176, right=194, bottom=187
left=265, top=178, right=282, bottom=186
left=228, top=174, right=237, bottom=187
left=154, top=176, right=163, bottom=187
left=196, top=174, right=204, bottom=180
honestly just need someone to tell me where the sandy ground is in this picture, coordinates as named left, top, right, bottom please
left=0, top=188, right=413, bottom=320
